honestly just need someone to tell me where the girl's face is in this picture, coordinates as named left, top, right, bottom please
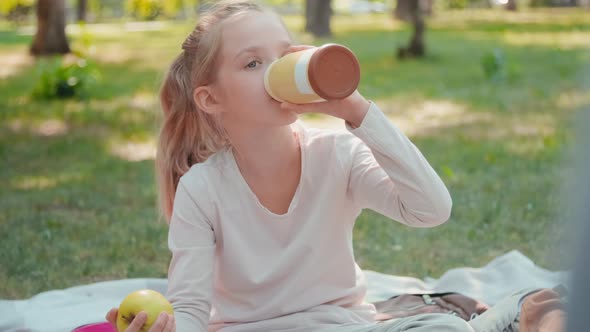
left=213, top=11, right=297, bottom=128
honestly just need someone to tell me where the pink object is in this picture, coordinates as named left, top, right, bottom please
left=72, top=322, right=116, bottom=332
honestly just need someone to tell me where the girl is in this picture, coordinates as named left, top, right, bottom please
left=106, top=1, right=559, bottom=331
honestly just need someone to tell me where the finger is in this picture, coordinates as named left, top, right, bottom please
left=147, top=312, right=168, bottom=332
left=162, top=314, right=175, bottom=332
left=106, top=308, right=118, bottom=325
left=127, top=311, right=148, bottom=332
left=285, top=45, right=316, bottom=54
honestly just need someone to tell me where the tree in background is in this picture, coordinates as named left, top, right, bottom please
left=305, top=0, right=332, bottom=37
left=506, top=0, right=517, bottom=10
left=530, top=0, right=583, bottom=6
left=78, top=0, right=88, bottom=22
left=394, top=0, right=432, bottom=59
left=30, top=0, right=70, bottom=56
left=125, top=0, right=203, bottom=20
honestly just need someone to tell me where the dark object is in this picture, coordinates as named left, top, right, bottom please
left=56, top=80, right=76, bottom=98
left=372, top=292, right=490, bottom=321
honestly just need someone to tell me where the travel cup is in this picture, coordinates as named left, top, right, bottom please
left=264, top=44, right=360, bottom=104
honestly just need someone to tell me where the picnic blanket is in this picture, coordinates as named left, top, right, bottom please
left=0, top=250, right=568, bottom=332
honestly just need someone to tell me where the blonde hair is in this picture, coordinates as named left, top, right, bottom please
left=156, top=0, right=267, bottom=222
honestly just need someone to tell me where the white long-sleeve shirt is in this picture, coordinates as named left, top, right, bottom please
left=166, top=102, right=453, bottom=332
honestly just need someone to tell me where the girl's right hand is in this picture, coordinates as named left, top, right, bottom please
left=106, top=308, right=175, bottom=332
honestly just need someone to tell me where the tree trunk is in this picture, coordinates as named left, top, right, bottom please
left=305, top=0, right=332, bottom=38
left=394, top=0, right=411, bottom=20
left=304, top=0, right=313, bottom=32
left=30, top=0, right=70, bottom=56
left=506, top=0, right=518, bottom=10
left=396, top=0, right=426, bottom=59
left=77, top=0, right=88, bottom=22
left=395, top=0, right=432, bottom=20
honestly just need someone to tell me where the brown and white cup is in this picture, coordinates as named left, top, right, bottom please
left=264, top=44, right=361, bottom=104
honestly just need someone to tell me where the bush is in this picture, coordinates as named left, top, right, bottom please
left=447, top=0, right=470, bottom=9
left=433, top=0, right=494, bottom=9
left=31, top=56, right=101, bottom=100
left=124, top=0, right=205, bottom=20
left=126, top=0, right=162, bottom=20
left=0, top=0, right=34, bottom=24
left=481, top=48, right=506, bottom=82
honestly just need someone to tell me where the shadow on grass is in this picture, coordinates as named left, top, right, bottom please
left=0, top=129, right=169, bottom=298
left=0, top=57, right=169, bottom=298
left=431, top=20, right=590, bottom=33
left=0, top=91, right=572, bottom=297
left=333, top=29, right=589, bottom=114
left=353, top=128, right=570, bottom=279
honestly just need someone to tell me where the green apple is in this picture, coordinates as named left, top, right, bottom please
left=116, top=289, right=174, bottom=332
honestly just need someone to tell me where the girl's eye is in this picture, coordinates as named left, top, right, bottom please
left=246, top=60, right=261, bottom=69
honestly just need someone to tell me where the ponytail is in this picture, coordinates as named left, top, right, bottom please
left=156, top=55, right=227, bottom=222
left=155, top=1, right=266, bottom=222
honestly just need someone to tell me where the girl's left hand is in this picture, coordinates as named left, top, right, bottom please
left=106, top=308, right=175, bottom=332
left=280, top=45, right=371, bottom=128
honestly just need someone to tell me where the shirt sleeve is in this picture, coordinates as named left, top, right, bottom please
left=166, top=178, right=215, bottom=331
left=344, top=101, right=452, bottom=227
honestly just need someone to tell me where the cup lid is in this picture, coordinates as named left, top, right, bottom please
left=308, top=44, right=360, bottom=100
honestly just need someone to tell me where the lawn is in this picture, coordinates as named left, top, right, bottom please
left=1, top=8, right=589, bottom=299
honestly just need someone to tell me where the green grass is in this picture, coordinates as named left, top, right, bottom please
left=1, top=9, right=589, bottom=299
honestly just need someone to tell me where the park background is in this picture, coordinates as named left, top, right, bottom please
left=1, top=0, right=589, bottom=300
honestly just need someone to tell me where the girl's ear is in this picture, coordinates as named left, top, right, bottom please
left=193, top=86, right=224, bottom=114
